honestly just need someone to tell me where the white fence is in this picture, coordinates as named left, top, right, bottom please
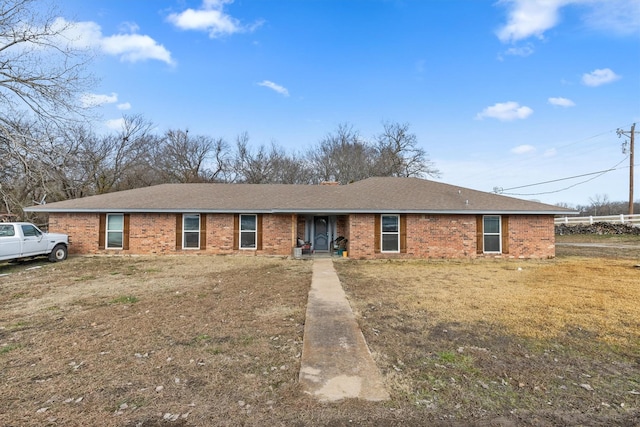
left=555, top=214, right=640, bottom=226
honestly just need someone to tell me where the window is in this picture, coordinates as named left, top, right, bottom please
left=0, top=224, right=15, bottom=237
left=21, top=224, right=42, bottom=237
left=106, top=214, right=124, bottom=249
left=183, top=214, right=200, bottom=249
left=483, top=215, right=501, bottom=253
left=381, top=215, right=400, bottom=253
left=240, top=214, right=257, bottom=249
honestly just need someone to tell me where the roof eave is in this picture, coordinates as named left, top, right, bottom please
left=25, top=207, right=577, bottom=215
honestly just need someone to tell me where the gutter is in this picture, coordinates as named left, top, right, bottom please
left=24, top=207, right=579, bottom=216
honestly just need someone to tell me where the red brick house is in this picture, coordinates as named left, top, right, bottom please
left=24, top=177, right=574, bottom=259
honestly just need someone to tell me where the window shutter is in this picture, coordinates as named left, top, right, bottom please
left=233, top=214, right=239, bottom=250
left=400, top=214, right=407, bottom=253
left=476, top=215, right=483, bottom=254
left=200, top=214, right=207, bottom=250
left=176, top=214, right=182, bottom=250
left=256, top=214, right=263, bottom=250
left=123, top=214, right=130, bottom=250
left=98, top=214, right=106, bottom=250
left=374, top=215, right=381, bottom=253
left=501, top=215, right=509, bottom=254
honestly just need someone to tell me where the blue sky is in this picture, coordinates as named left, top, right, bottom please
left=54, top=0, right=639, bottom=206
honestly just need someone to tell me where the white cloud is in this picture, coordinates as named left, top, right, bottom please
left=80, top=92, right=118, bottom=108
left=496, top=0, right=640, bottom=44
left=258, top=80, right=290, bottom=97
left=167, top=0, right=263, bottom=38
left=581, top=68, right=621, bottom=87
left=581, top=0, right=640, bottom=36
left=511, top=144, right=536, bottom=154
left=105, top=118, right=126, bottom=131
left=119, top=22, right=140, bottom=33
left=544, top=148, right=557, bottom=157
left=496, top=0, right=569, bottom=43
left=476, top=101, right=533, bottom=121
left=117, top=102, right=132, bottom=111
left=53, top=17, right=174, bottom=65
left=548, top=97, right=575, bottom=107
left=101, top=33, right=174, bottom=64
left=53, top=18, right=103, bottom=50
left=504, top=44, right=535, bottom=57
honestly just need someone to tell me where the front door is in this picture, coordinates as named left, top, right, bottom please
left=313, top=216, right=329, bottom=251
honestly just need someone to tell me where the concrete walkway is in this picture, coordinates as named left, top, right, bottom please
left=299, top=258, right=389, bottom=402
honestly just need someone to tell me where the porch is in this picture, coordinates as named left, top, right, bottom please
left=293, top=214, right=349, bottom=258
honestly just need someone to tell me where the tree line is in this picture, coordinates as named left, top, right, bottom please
left=565, top=195, right=640, bottom=217
left=1, top=115, right=440, bottom=218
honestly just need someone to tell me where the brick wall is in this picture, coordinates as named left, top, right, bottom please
left=406, top=214, right=477, bottom=258
left=348, top=214, right=375, bottom=258
left=49, top=212, right=295, bottom=256
left=347, top=213, right=555, bottom=259
left=49, top=213, right=100, bottom=254
left=259, top=214, right=293, bottom=255
left=130, top=213, right=178, bottom=254
left=49, top=212, right=555, bottom=259
left=503, top=215, right=555, bottom=259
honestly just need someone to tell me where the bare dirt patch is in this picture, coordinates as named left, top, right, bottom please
left=1, top=239, right=639, bottom=426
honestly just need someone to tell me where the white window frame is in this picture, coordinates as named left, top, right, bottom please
left=381, top=214, right=400, bottom=253
left=239, top=214, right=257, bottom=250
left=483, top=215, right=502, bottom=253
left=106, top=213, right=124, bottom=250
left=183, top=214, right=201, bottom=249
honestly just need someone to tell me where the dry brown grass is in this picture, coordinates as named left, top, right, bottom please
left=338, top=258, right=640, bottom=345
left=335, top=255, right=640, bottom=425
left=0, top=256, right=314, bottom=426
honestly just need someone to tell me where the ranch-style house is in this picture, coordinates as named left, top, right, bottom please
left=24, top=177, right=574, bottom=259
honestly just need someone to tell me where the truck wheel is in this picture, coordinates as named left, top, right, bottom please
left=48, top=244, right=68, bottom=262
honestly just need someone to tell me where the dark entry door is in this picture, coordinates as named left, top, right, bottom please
left=314, top=216, right=329, bottom=251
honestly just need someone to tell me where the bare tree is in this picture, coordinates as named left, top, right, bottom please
left=0, top=0, right=94, bottom=216
left=84, top=115, right=157, bottom=194
left=588, top=194, right=611, bottom=216
left=154, top=129, right=229, bottom=183
left=231, top=133, right=285, bottom=184
left=373, top=121, right=440, bottom=178
left=270, top=153, right=315, bottom=184
left=307, top=123, right=376, bottom=184
left=0, top=116, right=95, bottom=219
left=0, top=0, right=93, bottom=122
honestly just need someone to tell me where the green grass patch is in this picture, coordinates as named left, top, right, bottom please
left=0, top=344, right=20, bottom=355
left=238, top=335, right=254, bottom=346
left=8, top=321, right=27, bottom=330
left=110, top=295, right=139, bottom=304
left=194, top=333, right=212, bottom=343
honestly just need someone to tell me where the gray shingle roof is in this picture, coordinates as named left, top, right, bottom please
left=24, top=177, right=574, bottom=215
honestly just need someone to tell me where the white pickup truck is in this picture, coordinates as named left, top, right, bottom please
left=0, top=222, right=69, bottom=262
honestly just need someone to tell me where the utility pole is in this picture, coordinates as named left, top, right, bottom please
left=617, top=123, right=636, bottom=215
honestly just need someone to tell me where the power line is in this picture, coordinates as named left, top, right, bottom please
left=494, top=157, right=632, bottom=196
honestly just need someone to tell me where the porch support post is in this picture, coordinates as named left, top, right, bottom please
left=291, top=214, right=297, bottom=248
